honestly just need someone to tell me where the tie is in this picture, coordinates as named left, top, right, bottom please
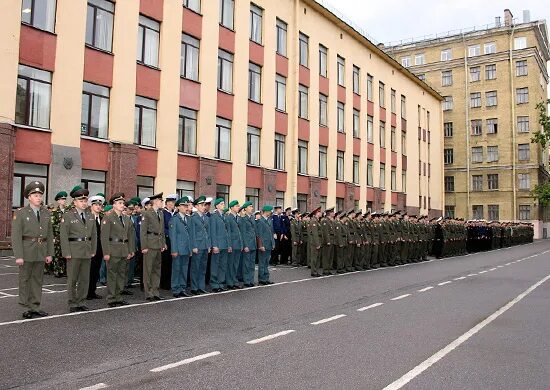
left=119, top=215, right=125, bottom=227
left=157, top=210, right=161, bottom=221
left=81, top=212, right=86, bottom=225
left=36, top=210, right=40, bottom=223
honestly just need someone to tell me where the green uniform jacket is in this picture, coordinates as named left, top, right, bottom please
left=60, top=208, right=97, bottom=259
left=11, top=205, right=54, bottom=261
left=290, top=219, right=301, bottom=244
left=321, top=218, right=333, bottom=246
left=140, top=208, right=166, bottom=250
left=300, top=220, right=309, bottom=243
left=307, top=217, right=322, bottom=248
left=335, top=220, right=348, bottom=247
left=101, top=212, right=136, bottom=257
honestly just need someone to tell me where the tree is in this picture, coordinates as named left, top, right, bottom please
left=531, top=99, right=550, bottom=206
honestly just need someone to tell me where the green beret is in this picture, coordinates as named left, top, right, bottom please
left=242, top=201, right=253, bottom=209
left=194, top=195, right=206, bottom=205
left=262, top=205, right=273, bottom=212
left=228, top=200, right=239, bottom=208
left=103, top=205, right=113, bottom=212
left=129, top=196, right=141, bottom=204
left=55, top=191, right=68, bottom=201
left=214, top=198, right=225, bottom=206
left=175, top=197, right=188, bottom=207
left=96, top=193, right=106, bottom=198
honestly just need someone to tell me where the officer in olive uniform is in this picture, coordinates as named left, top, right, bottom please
left=335, top=212, right=348, bottom=273
left=290, top=210, right=301, bottom=266
left=140, top=193, right=167, bottom=301
left=307, top=207, right=323, bottom=277
left=300, top=214, right=310, bottom=267
left=60, top=186, right=97, bottom=313
left=51, top=190, right=68, bottom=277
left=321, top=208, right=335, bottom=275
left=12, top=181, right=54, bottom=319
left=101, top=193, right=136, bottom=307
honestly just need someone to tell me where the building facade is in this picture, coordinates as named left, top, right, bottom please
left=385, top=10, right=550, bottom=238
left=0, top=0, right=444, bottom=241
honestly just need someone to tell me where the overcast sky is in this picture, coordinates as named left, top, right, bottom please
left=322, top=0, right=549, bottom=45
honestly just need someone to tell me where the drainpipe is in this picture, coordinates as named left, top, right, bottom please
left=509, top=24, right=517, bottom=221
left=463, top=33, right=470, bottom=218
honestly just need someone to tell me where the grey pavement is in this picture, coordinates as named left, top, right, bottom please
left=1, top=241, right=549, bottom=389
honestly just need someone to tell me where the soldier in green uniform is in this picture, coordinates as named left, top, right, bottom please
left=307, top=207, right=322, bottom=277
left=344, top=211, right=356, bottom=272
left=368, top=212, right=380, bottom=269
left=300, top=213, right=310, bottom=267
left=60, top=186, right=97, bottom=312
left=12, top=181, right=54, bottom=319
left=290, top=210, right=302, bottom=266
left=101, top=193, right=136, bottom=307
left=335, top=212, right=348, bottom=273
left=51, top=190, right=68, bottom=277
left=321, top=208, right=335, bottom=275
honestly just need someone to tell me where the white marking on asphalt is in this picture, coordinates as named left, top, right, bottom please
left=246, top=330, right=296, bottom=344
left=438, top=281, right=452, bottom=286
left=497, top=265, right=504, bottom=268
left=311, top=314, right=347, bottom=325
left=79, top=384, right=108, bottom=390
left=391, top=294, right=411, bottom=301
left=383, top=273, right=550, bottom=390
left=150, top=351, right=221, bottom=373
left=479, top=270, right=488, bottom=274
left=0, top=273, right=18, bottom=276
left=0, top=292, right=16, bottom=297
left=489, top=268, right=497, bottom=271
left=453, top=277, right=466, bottom=281
left=467, top=273, right=477, bottom=277
left=357, top=302, right=384, bottom=311
left=505, top=262, right=512, bottom=265
left=417, top=286, right=434, bottom=292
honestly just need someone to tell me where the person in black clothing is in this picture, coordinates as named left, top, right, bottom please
left=87, top=195, right=104, bottom=300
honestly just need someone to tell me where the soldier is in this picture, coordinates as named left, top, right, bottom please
left=255, top=205, right=275, bottom=285
left=87, top=194, right=105, bottom=300
left=307, top=207, right=323, bottom=277
left=225, top=200, right=243, bottom=289
left=300, top=212, right=310, bottom=267
left=321, top=208, right=335, bottom=275
left=271, top=205, right=283, bottom=265
left=140, top=193, right=166, bottom=301
left=161, top=194, right=177, bottom=290
left=188, top=196, right=210, bottom=295
left=100, top=193, right=135, bottom=307
left=290, top=210, right=302, bottom=266
left=335, top=212, right=348, bottom=273
left=51, top=190, right=68, bottom=277
left=280, top=207, right=292, bottom=265
left=168, top=197, right=192, bottom=298
left=12, top=181, right=54, bottom=319
left=209, top=198, right=230, bottom=293
left=354, top=212, right=366, bottom=270
left=238, top=201, right=257, bottom=287
left=60, top=186, right=97, bottom=313
left=126, top=197, right=142, bottom=290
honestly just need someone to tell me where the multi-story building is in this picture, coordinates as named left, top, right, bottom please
left=385, top=9, right=550, bottom=238
left=0, top=0, right=444, bottom=242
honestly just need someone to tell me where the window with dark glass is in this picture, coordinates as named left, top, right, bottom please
left=379, top=121, right=386, bottom=148
left=444, top=176, right=454, bottom=192
left=181, top=34, right=200, bottom=81
left=134, top=96, right=157, bottom=147
left=276, top=18, right=287, bottom=56
left=81, top=169, right=106, bottom=195
left=299, top=84, right=308, bottom=119
left=137, top=176, right=154, bottom=199
left=299, top=32, right=309, bottom=67
left=81, top=81, right=109, bottom=139
left=353, top=65, right=360, bottom=94
left=248, top=62, right=262, bottom=103
left=336, top=151, right=344, bottom=181
left=367, top=160, right=373, bottom=186
left=215, top=117, right=231, bottom=160
left=12, top=162, right=48, bottom=209
left=353, top=155, right=359, bottom=184
left=86, top=0, right=114, bottom=52
left=21, top=0, right=56, bottom=32
left=137, top=15, right=160, bottom=67
left=319, top=44, right=328, bottom=77
left=247, top=126, right=261, bottom=165
left=379, top=82, right=385, bottom=107
left=319, top=146, right=327, bottom=178
left=379, top=163, right=385, bottom=189
left=178, top=107, right=197, bottom=154
left=275, top=74, right=286, bottom=111
left=298, top=140, right=308, bottom=174
left=274, top=133, right=285, bottom=170
left=177, top=180, right=195, bottom=199
left=15, top=64, right=52, bottom=129
left=217, top=184, right=230, bottom=204
left=217, top=49, right=234, bottom=93
left=337, top=102, right=345, bottom=133
left=353, top=109, right=360, bottom=138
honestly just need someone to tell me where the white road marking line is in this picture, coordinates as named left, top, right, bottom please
left=311, top=314, right=347, bottom=325
left=505, top=262, right=512, bottom=265
left=489, top=268, right=497, bottom=271
left=0, top=273, right=18, bottom=276
left=417, top=286, right=434, bottom=292
left=0, top=292, right=16, bottom=297
left=79, top=384, right=108, bottom=390
left=150, top=351, right=221, bottom=373
left=497, top=265, right=504, bottom=268
left=453, top=277, right=466, bottom=281
left=479, top=270, right=488, bottom=274
left=391, top=294, right=411, bottom=301
left=357, top=302, right=384, bottom=311
left=246, top=330, right=296, bottom=344
left=467, top=273, right=478, bottom=277
left=383, top=273, right=550, bottom=390
left=438, top=281, right=452, bottom=286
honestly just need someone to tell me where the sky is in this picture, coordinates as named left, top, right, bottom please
left=321, top=0, right=549, bottom=45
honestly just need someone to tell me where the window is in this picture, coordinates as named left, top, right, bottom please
left=444, top=122, right=453, bottom=137
left=319, top=45, right=328, bottom=77
left=401, top=95, right=406, bottom=118
left=517, top=116, right=529, bottom=133
left=86, top=0, right=114, bottom=52
left=299, top=84, right=308, bottom=119
left=334, top=198, right=343, bottom=212
left=137, top=176, right=154, bottom=199
left=470, top=92, right=481, bottom=108
left=379, top=82, right=385, bottom=107
left=471, top=119, right=482, bottom=136
left=15, top=64, right=52, bottom=129
left=401, top=57, right=411, bottom=67
left=248, top=62, right=262, bottom=103
left=401, top=131, right=407, bottom=155
left=178, top=107, right=197, bottom=154
left=390, top=89, right=396, bottom=114
left=219, top=0, right=234, bottom=29
left=414, top=53, right=425, bottom=65
left=134, top=96, right=157, bottom=147
left=337, top=102, right=345, bottom=133
left=443, top=96, right=453, bottom=111
left=21, top=0, right=56, bottom=32
left=441, top=48, right=452, bottom=61
left=516, top=60, right=528, bottom=76
left=486, top=91, right=497, bottom=107
left=379, top=163, right=386, bottom=189
left=183, top=0, right=201, bottom=13
left=81, top=82, right=109, bottom=139
left=353, top=66, right=360, bottom=94
left=472, top=205, right=484, bottom=219
left=470, top=66, right=481, bottom=82
left=276, top=18, right=287, bottom=56
left=484, top=42, right=496, bottom=54
left=247, top=126, right=260, bottom=165
left=249, top=3, right=262, bottom=44
left=181, top=34, right=200, bottom=81
left=177, top=180, right=195, bottom=199
left=215, top=117, right=231, bottom=160
left=353, top=109, right=360, bottom=138
left=274, top=133, right=285, bottom=170
left=444, top=176, right=454, bottom=192
left=318, top=145, right=327, bottom=178
left=367, top=74, right=373, bottom=101
left=444, top=148, right=453, bottom=164
left=468, top=45, right=480, bottom=57
left=216, top=185, right=230, bottom=204
left=12, top=162, right=48, bottom=209
left=487, top=118, right=498, bottom=134
left=245, top=188, right=259, bottom=211
left=367, top=160, right=373, bottom=186
left=275, top=191, right=285, bottom=207
left=472, top=175, right=483, bottom=191
left=441, top=70, right=453, bottom=86
left=81, top=169, right=106, bottom=196
left=487, top=146, right=499, bottom=162
left=217, top=49, right=234, bottom=93
left=471, top=146, right=483, bottom=163
left=519, top=205, right=531, bottom=220
left=514, top=37, right=527, bottom=50
left=319, top=94, right=328, bottom=126
left=379, top=122, right=386, bottom=148
left=367, top=115, right=374, bottom=143
left=445, top=205, right=455, bottom=219
left=518, top=144, right=530, bottom=161
left=298, top=140, right=308, bottom=174
left=353, top=155, right=359, bottom=184
left=487, top=174, right=499, bottom=190
left=485, top=64, right=496, bottom=80
left=336, top=151, right=344, bottom=181
left=390, top=126, right=396, bottom=151
left=402, top=171, right=407, bottom=192
left=516, top=88, right=529, bottom=104
left=299, top=33, right=309, bottom=67
left=487, top=205, right=499, bottom=221
left=275, top=74, right=286, bottom=111
left=391, top=168, right=397, bottom=191
left=297, top=194, right=308, bottom=212
left=137, top=15, right=159, bottom=67
left=336, top=56, right=346, bottom=86
left=518, top=173, right=530, bottom=190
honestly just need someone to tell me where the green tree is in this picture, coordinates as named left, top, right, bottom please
left=531, top=99, right=550, bottom=206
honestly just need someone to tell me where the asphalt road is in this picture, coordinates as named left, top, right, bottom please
left=1, top=240, right=550, bottom=390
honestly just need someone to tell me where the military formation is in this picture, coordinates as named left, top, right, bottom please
left=12, top=180, right=534, bottom=319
